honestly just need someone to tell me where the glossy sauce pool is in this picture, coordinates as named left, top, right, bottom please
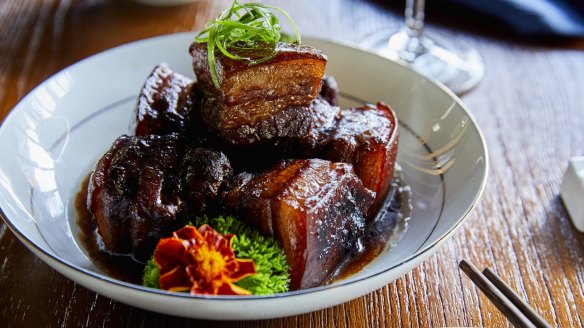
left=76, top=170, right=411, bottom=289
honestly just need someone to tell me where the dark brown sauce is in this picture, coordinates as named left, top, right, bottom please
left=327, top=170, right=411, bottom=282
left=76, top=175, right=144, bottom=284
left=75, top=170, right=411, bottom=289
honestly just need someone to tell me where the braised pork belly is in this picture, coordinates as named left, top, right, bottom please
left=322, top=102, right=399, bottom=212
left=134, top=64, right=199, bottom=136
left=88, top=134, right=185, bottom=261
left=87, top=133, right=232, bottom=261
left=221, top=159, right=374, bottom=289
left=86, top=38, right=400, bottom=289
left=190, top=42, right=327, bottom=145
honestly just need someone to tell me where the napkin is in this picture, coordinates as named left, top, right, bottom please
left=443, top=0, right=584, bottom=38
left=560, top=157, right=584, bottom=232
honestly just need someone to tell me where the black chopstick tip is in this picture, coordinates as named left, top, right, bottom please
left=458, top=259, right=552, bottom=328
left=458, top=259, right=480, bottom=277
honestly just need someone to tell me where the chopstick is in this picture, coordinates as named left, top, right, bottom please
left=459, top=260, right=552, bottom=328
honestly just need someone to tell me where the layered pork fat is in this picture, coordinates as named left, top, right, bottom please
left=221, top=159, right=375, bottom=289
left=322, top=102, right=399, bottom=213
left=88, top=134, right=185, bottom=261
left=190, top=42, right=327, bottom=145
left=134, top=64, right=199, bottom=136
left=213, top=97, right=340, bottom=149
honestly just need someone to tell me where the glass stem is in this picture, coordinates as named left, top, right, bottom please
left=404, top=0, right=425, bottom=39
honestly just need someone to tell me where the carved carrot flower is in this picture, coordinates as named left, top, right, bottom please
left=153, top=224, right=256, bottom=295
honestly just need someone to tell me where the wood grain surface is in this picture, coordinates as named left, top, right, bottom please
left=1, top=0, right=583, bottom=327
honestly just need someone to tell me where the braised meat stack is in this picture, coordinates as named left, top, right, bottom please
left=86, top=41, right=399, bottom=289
left=190, top=42, right=330, bottom=146
left=88, top=69, right=233, bottom=262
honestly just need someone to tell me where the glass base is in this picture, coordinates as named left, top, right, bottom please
left=360, top=28, right=484, bottom=95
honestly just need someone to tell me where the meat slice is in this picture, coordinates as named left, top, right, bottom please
left=190, top=42, right=327, bottom=136
left=221, top=159, right=375, bottom=289
left=208, top=97, right=339, bottom=147
left=190, top=42, right=326, bottom=104
left=217, top=99, right=339, bottom=172
left=88, top=133, right=232, bottom=261
left=88, top=134, right=185, bottom=261
left=322, top=102, right=399, bottom=213
left=134, top=64, right=200, bottom=136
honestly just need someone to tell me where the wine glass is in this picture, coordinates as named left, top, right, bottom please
left=360, top=0, right=484, bottom=95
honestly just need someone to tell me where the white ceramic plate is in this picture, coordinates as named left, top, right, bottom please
left=0, top=33, right=488, bottom=320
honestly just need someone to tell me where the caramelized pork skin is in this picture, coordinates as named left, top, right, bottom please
left=322, top=102, right=399, bottom=212
left=221, top=159, right=375, bottom=289
left=190, top=42, right=327, bottom=136
left=88, top=133, right=232, bottom=261
left=88, top=134, right=185, bottom=261
left=134, top=64, right=200, bottom=136
left=204, top=97, right=340, bottom=147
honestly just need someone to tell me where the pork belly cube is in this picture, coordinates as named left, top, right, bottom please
left=323, top=102, right=399, bottom=213
left=221, top=159, right=375, bottom=290
left=88, top=133, right=232, bottom=261
left=190, top=42, right=327, bottom=133
left=134, top=64, right=199, bottom=136
left=88, top=134, right=185, bottom=261
left=215, top=98, right=339, bottom=172
left=190, top=42, right=327, bottom=105
left=205, top=97, right=340, bottom=147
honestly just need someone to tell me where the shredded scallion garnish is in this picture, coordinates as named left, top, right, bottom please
left=194, top=1, right=301, bottom=89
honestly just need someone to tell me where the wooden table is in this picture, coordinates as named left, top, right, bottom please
left=1, top=0, right=583, bottom=326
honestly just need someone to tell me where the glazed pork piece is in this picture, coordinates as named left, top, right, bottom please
left=215, top=98, right=340, bottom=173
left=322, top=102, right=399, bottom=212
left=88, top=134, right=185, bottom=261
left=190, top=42, right=326, bottom=105
left=134, top=64, right=200, bottom=136
left=133, top=64, right=221, bottom=150
left=221, top=159, right=375, bottom=289
left=190, top=42, right=327, bottom=144
left=220, top=98, right=399, bottom=211
left=87, top=133, right=232, bottom=261
left=212, top=97, right=339, bottom=151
